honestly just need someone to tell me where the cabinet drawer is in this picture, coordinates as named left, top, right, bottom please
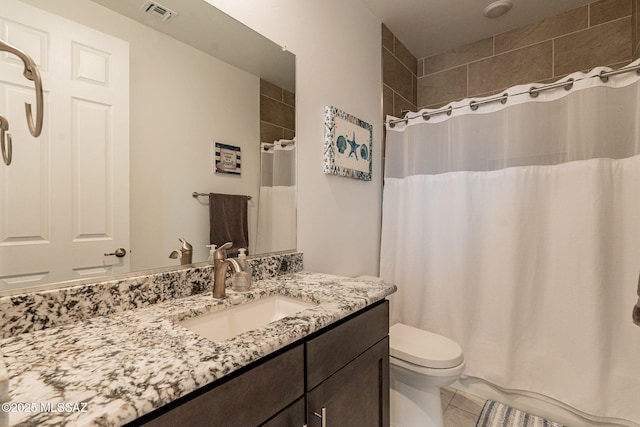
left=136, top=344, right=304, bottom=427
left=306, top=300, right=388, bottom=390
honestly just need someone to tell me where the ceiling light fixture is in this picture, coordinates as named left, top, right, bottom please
left=483, top=0, right=513, bottom=18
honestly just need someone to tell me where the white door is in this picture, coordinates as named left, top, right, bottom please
left=0, top=0, right=130, bottom=291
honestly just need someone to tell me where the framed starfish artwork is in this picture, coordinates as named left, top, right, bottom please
left=323, top=105, right=372, bottom=181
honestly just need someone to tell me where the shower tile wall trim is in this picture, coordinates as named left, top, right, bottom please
left=0, top=252, right=303, bottom=339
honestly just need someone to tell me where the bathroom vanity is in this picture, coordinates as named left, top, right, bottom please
left=133, top=300, right=389, bottom=427
left=0, top=264, right=395, bottom=427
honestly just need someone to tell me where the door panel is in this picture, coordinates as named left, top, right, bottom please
left=0, top=0, right=129, bottom=290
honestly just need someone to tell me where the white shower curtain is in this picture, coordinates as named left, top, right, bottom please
left=380, top=61, right=640, bottom=423
left=255, top=140, right=296, bottom=254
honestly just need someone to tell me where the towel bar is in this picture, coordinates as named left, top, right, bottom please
left=192, top=192, right=252, bottom=200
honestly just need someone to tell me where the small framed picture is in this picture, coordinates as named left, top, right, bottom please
left=323, top=105, right=372, bottom=181
left=215, top=142, right=241, bottom=175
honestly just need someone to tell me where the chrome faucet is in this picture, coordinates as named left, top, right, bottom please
left=169, top=237, right=193, bottom=265
left=212, top=242, right=242, bottom=298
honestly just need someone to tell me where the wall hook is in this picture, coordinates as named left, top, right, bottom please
left=0, top=39, right=44, bottom=167
left=0, top=116, right=11, bottom=166
left=23, top=62, right=43, bottom=137
left=0, top=39, right=43, bottom=137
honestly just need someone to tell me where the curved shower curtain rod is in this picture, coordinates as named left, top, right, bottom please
left=0, top=38, right=44, bottom=166
left=261, top=139, right=295, bottom=150
left=388, top=62, right=640, bottom=128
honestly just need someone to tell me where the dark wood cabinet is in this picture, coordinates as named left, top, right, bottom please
left=306, top=301, right=389, bottom=427
left=306, top=338, right=389, bottom=427
left=306, top=300, right=389, bottom=390
left=129, top=300, right=389, bottom=427
left=131, top=344, right=304, bottom=427
left=260, top=397, right=305, bottom=427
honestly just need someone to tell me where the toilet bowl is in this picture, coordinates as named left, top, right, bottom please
left=389, top=323, right=465, bottom=427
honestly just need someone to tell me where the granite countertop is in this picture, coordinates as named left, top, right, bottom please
left=0, top=272, right=396, bottom=427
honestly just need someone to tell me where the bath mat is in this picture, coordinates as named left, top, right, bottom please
left=476, top=400, right=565, bottom=427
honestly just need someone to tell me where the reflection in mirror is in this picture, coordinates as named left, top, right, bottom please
left=256, top=139, right=296, bottom=254
left=0, top=0, right=295, bottom=296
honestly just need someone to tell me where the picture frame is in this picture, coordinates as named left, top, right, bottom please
left=215, top=142, right=241, bottom=175
left=323, top=105, right=372, bottom=181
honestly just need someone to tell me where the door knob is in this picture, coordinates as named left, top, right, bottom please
left=104, top=248, right=127, bottom=257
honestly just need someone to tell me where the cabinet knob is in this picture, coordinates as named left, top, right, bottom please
left=313, top=407, right=327, bottom=427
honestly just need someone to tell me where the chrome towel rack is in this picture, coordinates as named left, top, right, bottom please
left=192, top=192, right=252, bottom=200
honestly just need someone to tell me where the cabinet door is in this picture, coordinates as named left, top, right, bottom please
left=307, top=337, right=389, bottom=427
left=260, top=397, right=305, bottom=427
left=0, top=0, right=130, bottom=290
left=306, top=300, right=388, bottom=390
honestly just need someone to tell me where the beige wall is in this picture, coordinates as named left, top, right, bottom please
left=260, top=79, right=295, bottom=143
left=418, top=0, right=634, bottom=109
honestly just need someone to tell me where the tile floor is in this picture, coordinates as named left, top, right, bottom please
left=441, top=386, right=487, bottom=427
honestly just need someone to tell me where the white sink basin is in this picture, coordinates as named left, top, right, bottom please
left=179, top=295, right=317, bottom=342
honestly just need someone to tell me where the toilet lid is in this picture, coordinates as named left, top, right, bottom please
left=389, top=323, right=464, bottom=369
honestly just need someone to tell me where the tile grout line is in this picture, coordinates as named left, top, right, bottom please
left=443, top=389, right=456, bottom=412
left=419, top=14, right=631, bottom=80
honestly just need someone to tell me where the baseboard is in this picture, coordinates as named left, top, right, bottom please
left=452, top=375, right=639, bottom=427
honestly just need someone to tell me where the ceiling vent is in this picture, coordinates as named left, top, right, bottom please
left=141, top=1, right=177, bottom=23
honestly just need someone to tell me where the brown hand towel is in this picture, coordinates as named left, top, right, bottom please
left=634, top=272, right=640, bottom=326
left=209, top=193, right=249, bottom=257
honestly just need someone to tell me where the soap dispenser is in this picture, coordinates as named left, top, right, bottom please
left=206, top=244, right=217, bottom=262
left=232, top=248, right=252, bottom=292
left=237, top=248, right=248, bottom=269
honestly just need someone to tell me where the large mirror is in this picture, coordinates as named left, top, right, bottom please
left=0, top=0, right=296, bottom=295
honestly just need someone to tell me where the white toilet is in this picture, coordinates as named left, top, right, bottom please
left=389, top=323, right=466, bottom=427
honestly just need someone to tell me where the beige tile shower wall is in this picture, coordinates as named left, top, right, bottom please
left=260, top=79, right=295, bottom=144
left=382, top=24, right=418, bottom=119
left=418, top=0, right=634, bottom=110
